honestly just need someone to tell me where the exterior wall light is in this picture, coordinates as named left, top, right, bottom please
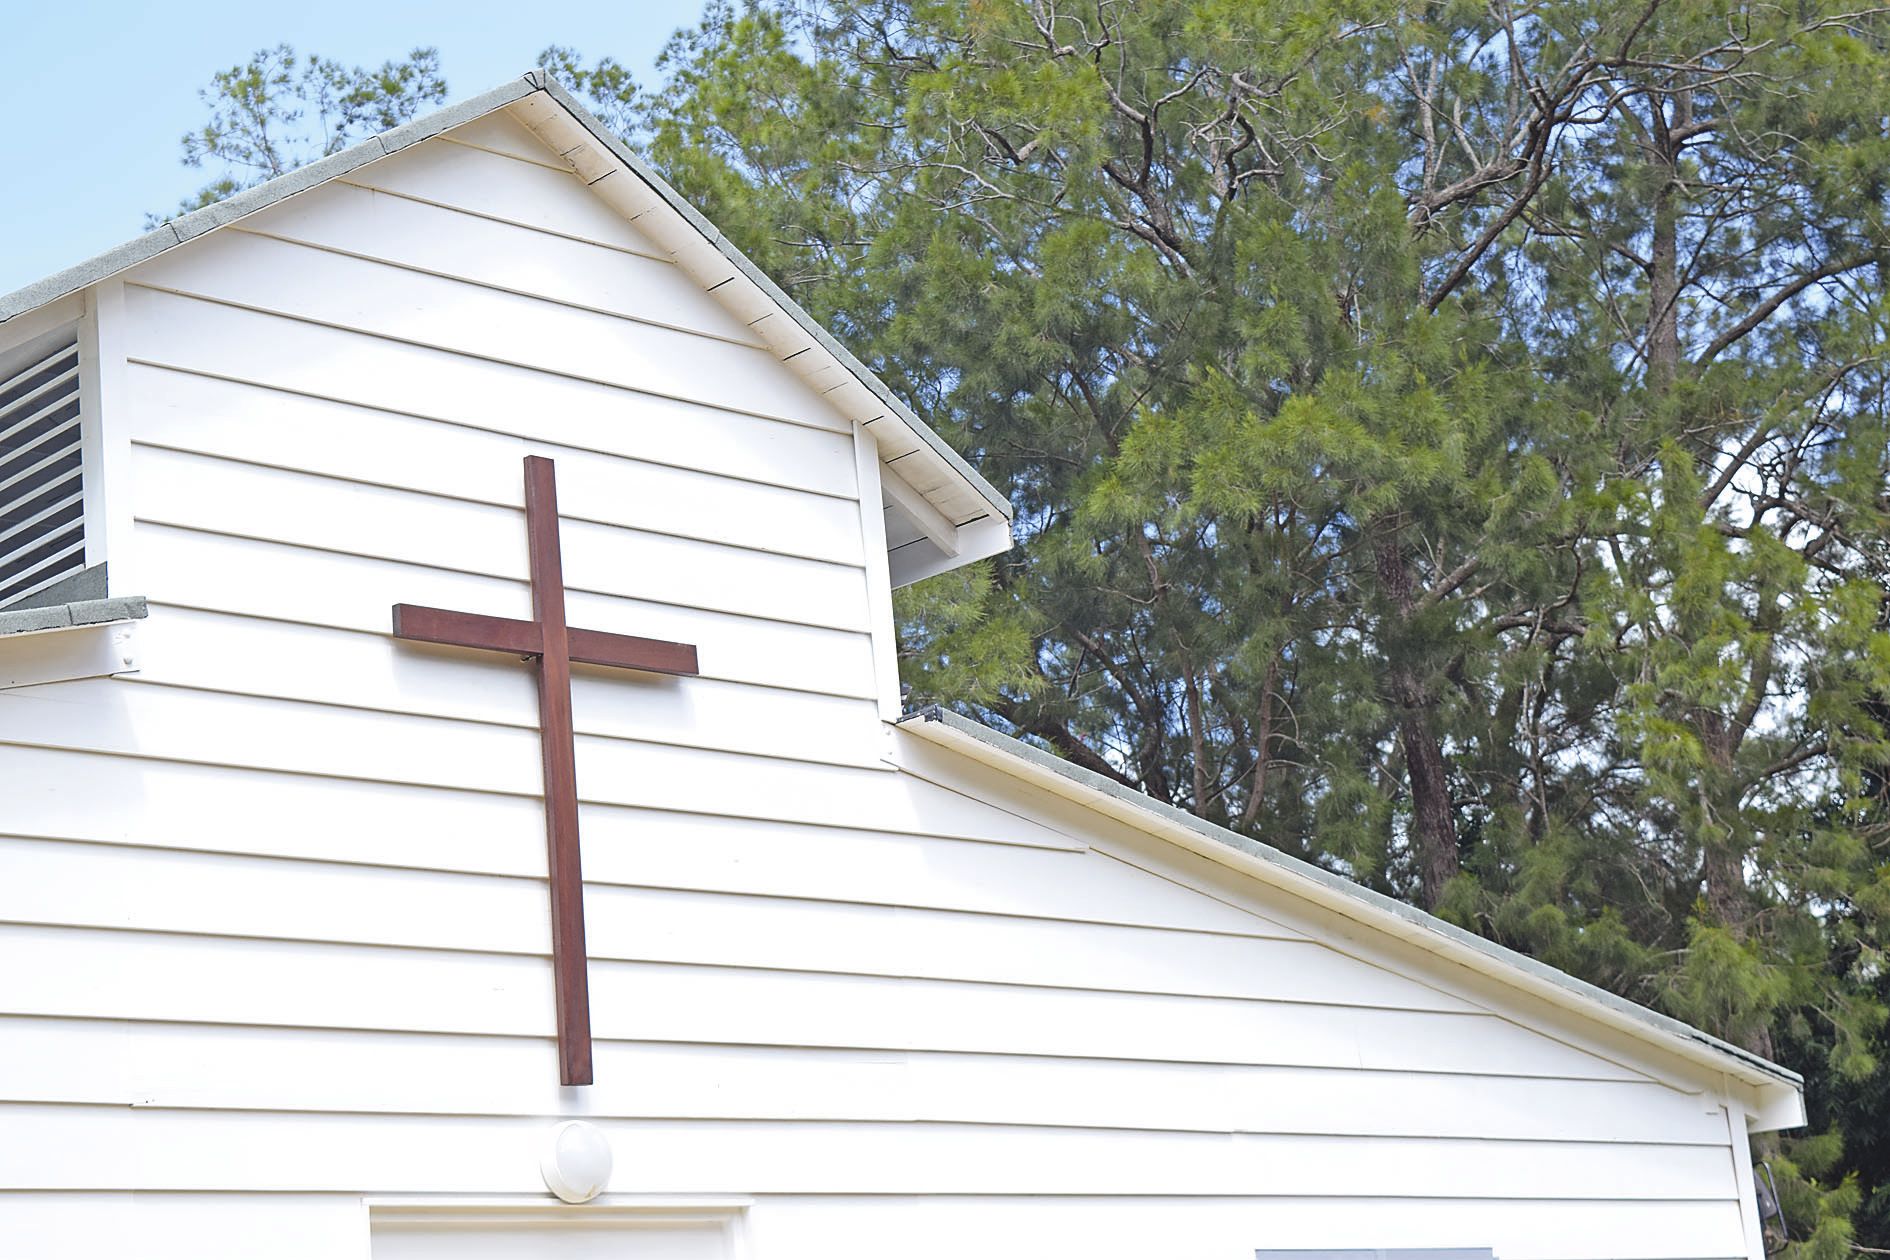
left=540, top=1120, right=613, bottom=1204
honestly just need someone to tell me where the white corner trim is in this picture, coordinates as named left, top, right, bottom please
left=853, top=422, right=904, bottom=722
left=0, top=617, right=140, bottom=690
left=81, top=279, right=135, bottom=588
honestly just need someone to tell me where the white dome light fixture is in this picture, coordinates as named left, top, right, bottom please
left=540, top=1120, right=614, bottom=1204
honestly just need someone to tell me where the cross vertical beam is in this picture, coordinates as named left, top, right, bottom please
left=522, top=455, right=592, bottom=1087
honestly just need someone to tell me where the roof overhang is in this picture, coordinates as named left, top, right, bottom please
left=0, top=74, right=1013, bottom=586
left=897, top=706, right=1807, bottom=1133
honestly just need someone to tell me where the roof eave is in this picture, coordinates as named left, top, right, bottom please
left=896, top=705, right=1806, bottom=1131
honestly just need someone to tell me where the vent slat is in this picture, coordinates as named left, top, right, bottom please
left=0, top=486, right=84, bottom=553
left=0, top=532, right=86, bottom=605
left=0, top=332, right=84, bottom=607
left=0, top=435, right=82, bottom=503
left=0, top=344, right=78, bottom=413
left=0, top=365, right=80, bottom=441
left=0, top=520, right=83, bottom=584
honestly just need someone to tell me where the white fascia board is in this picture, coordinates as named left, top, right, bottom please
left=895, top=706, right=1807, bottom=1132
left=889, top=514, right=1010, bottom=588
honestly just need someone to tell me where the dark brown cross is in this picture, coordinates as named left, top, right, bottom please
left=392, top=455, right=699, bottom=1085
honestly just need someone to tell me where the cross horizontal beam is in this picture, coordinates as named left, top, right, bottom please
left=392, top=604, right=700, bottom=676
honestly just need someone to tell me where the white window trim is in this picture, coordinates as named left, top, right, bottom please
left=853, top=420, right=905, bottom=725
left=365, top=1196, right=753, bottom=1258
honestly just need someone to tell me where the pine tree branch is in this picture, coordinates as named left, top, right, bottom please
left=1692, top=253, right=1878, bottom=370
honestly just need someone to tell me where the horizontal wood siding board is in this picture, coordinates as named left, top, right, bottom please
left=0, top=925, right=1648, bottom=1081
left=126, top=607, right=887, bottom=770
left=136, top=529, right=880, bottom=701
left=122, top=228, right=855, bottom=432
left=0, top=1017, right=1731, bottom=1144
left=338, top=130, right=664, bottom=255
left=14, top=755, right=1365, bottom=934
left=128, top=368, right=867, bottom=564
left=0, top=679, right=1079, bottom=847
left=236, top=180, right=762, bottom=345
left=0, top=1104, right=1735, bottom=1200
left=439, top=110, right=577, bottom=168
left=0, top=749, right=1105, bottom=881
left=0, top=840, right=1461, bottom=1006
left=128, top=445, right=872, bottom=633
left=123, top=304, right=860, bottom=500
left=0, top=827, right=1295, bottom=948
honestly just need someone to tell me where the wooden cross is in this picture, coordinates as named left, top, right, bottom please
left=391, top=455, right=699, bottom=1085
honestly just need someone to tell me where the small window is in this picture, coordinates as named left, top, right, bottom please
left=0, top=328, right=86, bottom=608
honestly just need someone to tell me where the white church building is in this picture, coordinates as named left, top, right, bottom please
left=0, top=73, right=1804, bottom=1260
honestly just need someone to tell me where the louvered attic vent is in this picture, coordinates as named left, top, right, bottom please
left=0, top=333, right=85, bottom=607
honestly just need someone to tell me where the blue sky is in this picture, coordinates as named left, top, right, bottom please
left=2, top=0, right=707, bottom=294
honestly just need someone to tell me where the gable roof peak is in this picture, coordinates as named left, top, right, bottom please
left=0, top=73, right=1012, bottom=578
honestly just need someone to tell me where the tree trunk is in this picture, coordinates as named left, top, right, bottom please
left=1698, top=711, right=1749, bottom=937
left=1240, top=658, right=1282, bottom=829
left=1401, top=704, right=1463, bottom=908
left=1184, top=663, right=1208, bottom=816
left=1375, top=529, right=1460, bottom=909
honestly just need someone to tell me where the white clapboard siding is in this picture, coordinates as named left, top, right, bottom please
left=127, top=607, right=886, bottom=770
left=238, top=180, right=762, bottom=345
left=0, top=1105, right=1733, bottom=1200
left=0, top=1018, right=1726, bottom=1145
left=122, top=292, right=860, bottom=498
left=443, top=110, right=577, bottom=167
left=0, top=678, right=1074, bottom=844
left=0, top=1194, right=368, bottom=1260
left=130, top=446, right=871, bottom=633
left=0, top=841, right=1483, bottom=1008
left=343, top=133, right=663, bottom=255
left=3, top=752, right=1340, bottom=936
left=138, top=530, right=880, bottom=702
left=744, top=1196, right=1750, bottom=1260
left=0, top=925, right=1644, bottom=1080
left=0, top=745, right=1107, bottom=874
left=128, top=367, right=864, bottom=566
left=125, top=232, right=850, bottom=431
